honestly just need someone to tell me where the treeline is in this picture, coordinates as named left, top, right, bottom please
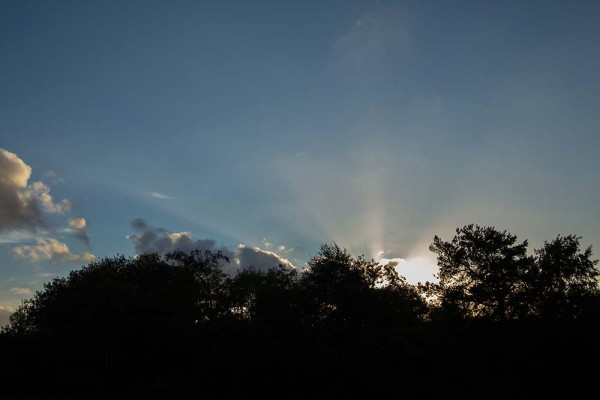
left=1, top=224, right=599, bottom=398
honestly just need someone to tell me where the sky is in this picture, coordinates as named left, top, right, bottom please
left=2, top=0, right=600, bottom=325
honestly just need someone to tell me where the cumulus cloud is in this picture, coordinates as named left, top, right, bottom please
left=13, top=238, right=95, bottom=264
left=22, top=181, right=71, bottom=213
left=128, top=218, right=227, bottom=256
left=127, top=219, right=296, bottom=274
left=0, top=148, right=45, bottom=231
left=68, top=217, right=90, bottom=247
left=237, top=245, right=296, bottom=271
left=0, top=148, right=71, bottom=232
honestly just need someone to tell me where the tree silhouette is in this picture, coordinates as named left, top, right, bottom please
left=226, top=265, right=300, bottom=324
left=1, top=234, right=599, bottom=398
left=5, top=250, right=230, bottom=336
left=300, top=242, right=425, bottom=326
left=430, top=224, right=533, bottom=320
left=165, top=249, right=229, bottom=323
left=529, top=235, right=599, bottom=319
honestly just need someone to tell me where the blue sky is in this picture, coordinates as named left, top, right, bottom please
left=2, top=0, right=599, bottom=324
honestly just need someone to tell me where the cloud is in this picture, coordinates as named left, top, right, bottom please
left=0, top=148, right=71, bottom=232
left=13, top=238, right=95, bottom=264
left=261, top=239, right=298, bottom=255
left=22, top=181, right=71, bottom=214
left=144, top=191, right=177, bottom=200
left=127, top=219, right=296, bottom=274
left=9, top=287, right=32, bottom=296
left=237, top=245, right=296, bottom=271
left=0, top=149, right=95, bottom=260
left=68, top=217, right=90, bottom=247
left=0, top=148, right=45, bottom=231
left=43, top=170, right=65, bottom=185
left=0, top=230, right=38, bottom=244
left=128, top=218, right=226, bottom=256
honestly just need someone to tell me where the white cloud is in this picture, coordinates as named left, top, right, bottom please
left=237, top=245, right=296, bottom=271
left=68, top=217, right=86, bottom=230
left=0, top=148, right=30, bottom=187
left=0, top=149, right=95, bottom=258
left=13, top=238, right=95, bottom=264
left=22, top=181, right=71, bottom=214
left=81, top=251, right=96, bottom=263
left=0, top=148, right=71, bottom=232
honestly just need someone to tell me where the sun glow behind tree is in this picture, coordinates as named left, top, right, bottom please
left=379, top=255, right=439, bottom=285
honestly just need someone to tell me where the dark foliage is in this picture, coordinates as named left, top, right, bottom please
left=0, top=231, right=598, bottom=398
left=430, top=224, right=533, bottom=320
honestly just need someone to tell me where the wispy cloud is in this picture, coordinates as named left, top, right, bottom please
left=43, top=170, right=65, bottom=185
left=144, top=191, right=178, bottom=200
left=331, top=6, right=410, bottom=72
left=9, top=287, right=32, bottom=296
left=0, top=230, right=39, bottom=244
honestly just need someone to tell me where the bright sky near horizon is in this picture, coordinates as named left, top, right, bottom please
left=2, top=0, right=600, bottom=325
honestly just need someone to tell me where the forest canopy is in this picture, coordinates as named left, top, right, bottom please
left=5, top=225, right=597, bottom=335
left=1, top=225, right=599, bottom=398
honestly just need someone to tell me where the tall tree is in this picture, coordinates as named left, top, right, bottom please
left=301, top=243, right=424, bottom=326
left=430, top=224, right=532, bottom=321
left=530, top=235, right=599, bottom=319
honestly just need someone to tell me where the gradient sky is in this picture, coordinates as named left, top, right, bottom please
left=2, top=0, right=599, bottom=325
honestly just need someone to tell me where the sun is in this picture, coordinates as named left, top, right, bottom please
left=378, top=253, right=438, bottom=284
